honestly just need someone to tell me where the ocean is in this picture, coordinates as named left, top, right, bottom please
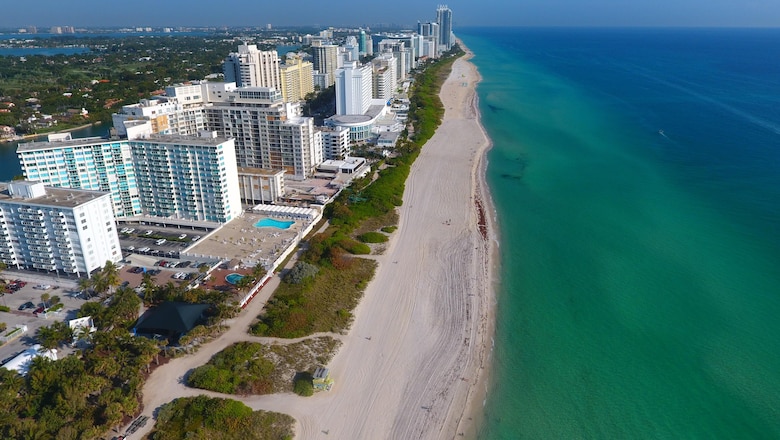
left=459, top=28, right=780, bottom=439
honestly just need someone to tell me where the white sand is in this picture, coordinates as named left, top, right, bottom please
left=125, top=43, right=496, bottom=440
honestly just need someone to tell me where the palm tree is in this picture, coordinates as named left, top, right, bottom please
left=77, top=276, right=93, bottom=298
left=101, top=261, right=120, bottom=295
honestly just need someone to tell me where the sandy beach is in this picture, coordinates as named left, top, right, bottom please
left=125, top=42, right=496, bottom=440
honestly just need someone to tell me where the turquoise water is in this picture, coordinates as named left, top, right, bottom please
left=460, top=28, right=780, bottom=439
left=225, top=273, right=244, bottom=285
left=253, top=218, right=294, bottom=229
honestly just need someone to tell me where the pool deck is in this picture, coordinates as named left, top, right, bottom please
left=184, top=212, right=310, bottom=269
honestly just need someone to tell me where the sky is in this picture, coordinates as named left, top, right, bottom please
left=3, top=0, right=780, bottom=29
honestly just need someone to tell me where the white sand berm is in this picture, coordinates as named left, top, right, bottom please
left=125, top=42, right=496, bottom=440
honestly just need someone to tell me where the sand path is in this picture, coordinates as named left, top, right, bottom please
left=124, top=44, right=495, bottom=440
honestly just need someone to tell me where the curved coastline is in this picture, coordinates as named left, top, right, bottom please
left=120, top=40, right=496, bottom=440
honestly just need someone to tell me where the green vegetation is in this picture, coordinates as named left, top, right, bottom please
left=0, top=293, right=163, bottom=439
left=251, top=258, right=376, bottom=338
left=188, top=337, right=340, bottom=395
left=0, top=305, right=8, bottom=313
left=357, top=231, right=389, bottom=243
left=252, top=46, right=464, bottom=341
left=0, top=35, right=236, bottom=132
left=283, top=261, right=320, bottom=284
left=149, top=396, right=294, bottom=440
left=381, top=225, right=398, bottom=233
left=293, top=372, right=314, bottom=396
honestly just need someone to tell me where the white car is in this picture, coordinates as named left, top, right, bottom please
left=145, top=230, right=153, bottom=236
left=138, top=247, right=151, bottom=252
left=178, top=233, right=187, bottom=240
left=34, top=284, right=52, bottom=290
left=192, top=235, right=201, bottom=241
left=127, top=246, right=135, bottom=251
left=126, top=228, right=136, bottom=233
left=156, top=239, right=167, bottom=245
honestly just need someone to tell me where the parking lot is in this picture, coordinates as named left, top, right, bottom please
left=118, top=223, right=208, bottom=260
left=0, top=275, right=84, bottom=364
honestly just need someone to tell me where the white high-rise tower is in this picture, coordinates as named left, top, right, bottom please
left=223, top=44, right=282, bottom=90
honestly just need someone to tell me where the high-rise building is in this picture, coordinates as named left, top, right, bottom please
left=203, top=84, right=322, bottom=180
left=0, top=181, right=121, bottom=275
left=223, top=44, right=282, bottom=90
left=18, top=132, right=242, bottom=223
left=358, top=30, right=367, bottom=55
left=311, top=41, right=340, bottom=87
left=128, top=134, right=242, bottom=223
left=344, top=36, right=360, bottom=62
left=18, top=135, right=142, bottom=218
left=280, top=53, right=314, bottom=102
left=378, top=39, right=411, bottom=82
left=372, top=54, right=398, bottom=100
left=335, top=61, right=373, bottom=116
left=436, top=5, right=453, bottom=52
left=319, top=126, right=350, bottom=160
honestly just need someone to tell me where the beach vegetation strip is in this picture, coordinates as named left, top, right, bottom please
left=357, top=231, right=390, bottom=243
left=147, top=395, right=294, bottom=440
left=187, top=337, right=341, bottom=395
left=249, top=46, right=463, bottom=343
left=251, top=257, right=377, bottom=338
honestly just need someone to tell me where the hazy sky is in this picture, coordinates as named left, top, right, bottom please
left=3, top=0, right=780, bottom=29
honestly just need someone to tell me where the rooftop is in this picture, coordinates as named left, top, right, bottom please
left=17, top=136, right=110, bottom=152
left=0, top=181, right=109, bottom=208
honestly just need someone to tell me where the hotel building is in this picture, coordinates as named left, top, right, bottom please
left=335, top=61, right=373, bottom=116
left=0, top=181, right=121, bottom=275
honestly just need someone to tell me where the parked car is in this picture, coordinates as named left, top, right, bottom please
left=33, top=306, right=45, bottom=315
left=178, top=233, right=187, bottom=240
left=145, top=230, right=154, bottom=236
left=33, top=284, right=52, bottom=290
left=155, top=239, right=167, bottom=245
left=18, top=301, right=34, bottom=310
left=192, top=235, right=201, bottom=241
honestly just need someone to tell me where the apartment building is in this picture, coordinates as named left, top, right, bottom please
left=223, top=44, right=282, bottom=90
left=17, top=135, right=142, bottom=218
left=280, top=53, right=315, bottom=102
left=0, top=181, right=120, bottom=276
left=203, top=84, right=322, bottom=180
left=128, top=134, right=242, bottom=223
left=17, top=132, right=242, bottom=223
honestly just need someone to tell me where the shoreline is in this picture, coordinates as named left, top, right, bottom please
left=447, top=40, right=498, bottom=439
left=0, top=121, right=101, bottom=144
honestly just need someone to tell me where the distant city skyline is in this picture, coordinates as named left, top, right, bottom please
left=3, top=0, right=780, bottom=29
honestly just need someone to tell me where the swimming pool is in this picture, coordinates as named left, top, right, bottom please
left=225, top=273, right=244, bottom=285
left=253, top=218, right=294, bottom=229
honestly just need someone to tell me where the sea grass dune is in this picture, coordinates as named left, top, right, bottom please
left=127, top=42, right=495, bottom=440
